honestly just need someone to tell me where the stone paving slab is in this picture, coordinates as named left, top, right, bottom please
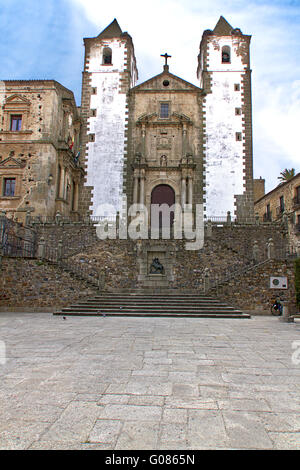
left=0, top=312, right=300, bottom=450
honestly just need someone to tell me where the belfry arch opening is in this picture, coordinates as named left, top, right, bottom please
left=103, top=47, right=112, bottom=64
left=222, top=45, right=231, bottom=63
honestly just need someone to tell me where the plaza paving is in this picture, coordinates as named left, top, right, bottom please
left=0, top=311, right=300, bottom=450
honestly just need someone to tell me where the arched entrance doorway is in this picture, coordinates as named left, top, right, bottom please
left=151, top=184, right=175, bottom=230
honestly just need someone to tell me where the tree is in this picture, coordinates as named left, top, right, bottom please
left=278, top=168, right=295, bottom=183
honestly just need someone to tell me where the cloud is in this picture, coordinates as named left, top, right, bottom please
left=0, top=0, right=96, bottom=103
left=254, top=79, right=300, bottom=190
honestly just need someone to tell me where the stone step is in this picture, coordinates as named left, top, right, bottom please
left=77, top=300, right=230, bottom=306
left=54, top=311, right=249, bottom=318
left=54, top=292, right=250, bottom=318
left=59, top=308, right=242, bottom=315
left=64, top=302, right=236, bottom=310
left=90, top=296, right=218, bottom=302
left=93, top=293, right=214, bottom=298
left=54, top=291, right=250, bottom=318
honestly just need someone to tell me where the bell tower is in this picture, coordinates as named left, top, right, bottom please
left=79, top=19, right=138, bottom=217
left=198, top=16, right=254, bottom=222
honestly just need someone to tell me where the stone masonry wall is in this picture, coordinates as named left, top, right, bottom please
left=0, top=257, right=97, bottom=309
left=67, top=239, right=137, bottom=291
left=34, top=222, right=98, bottom=258
left=212, top=259, right=297, bottom=313
left=1, top=221, right=296, bottom=312
left=173, top=224, right=287, bottom=290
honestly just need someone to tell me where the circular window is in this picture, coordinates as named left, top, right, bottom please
left=163, top=80, right=170, bottom=87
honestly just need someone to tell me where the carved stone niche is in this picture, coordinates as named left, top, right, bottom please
left=136, top=240, right=176, bottom=288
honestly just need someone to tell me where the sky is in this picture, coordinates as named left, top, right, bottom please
left=0, top=0, right=299, bottom=193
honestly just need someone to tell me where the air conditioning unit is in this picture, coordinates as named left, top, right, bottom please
left=270, top=276, right=288, bottom=289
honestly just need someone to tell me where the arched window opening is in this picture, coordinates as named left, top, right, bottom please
left=103, top=47, right=112, bottom=65
left=222, top=46, right=231, bottom=64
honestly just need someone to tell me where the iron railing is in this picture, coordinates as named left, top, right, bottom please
left=0, top=216, right=37, bottom=257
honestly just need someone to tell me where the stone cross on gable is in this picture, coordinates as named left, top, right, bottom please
left=160, top=53, right=171, bottom=67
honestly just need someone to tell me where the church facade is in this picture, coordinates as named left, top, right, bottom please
left=80, top=16, right=254, bottom=229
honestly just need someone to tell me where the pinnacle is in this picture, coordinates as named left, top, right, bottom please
left=97, top=18, right=122, bottom=39
left=213, top=16, right=234, bottom=35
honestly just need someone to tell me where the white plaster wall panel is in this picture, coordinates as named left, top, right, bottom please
left=84, top=41, right=127, bottom=216
left=208, top=38, right=246, bottom=71
left=204, top=37, right=246, bottom=219
left=88, top=40, right=126, bottom=72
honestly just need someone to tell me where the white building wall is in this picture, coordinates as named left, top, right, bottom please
left=204, top=37, right=247, bottom=219
left=85, top=40, right=128, bottom=217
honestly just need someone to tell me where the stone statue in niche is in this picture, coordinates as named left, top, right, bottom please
left=160, top=155, right=167, bottom=167
left=150, top=257, right=165, bottom=274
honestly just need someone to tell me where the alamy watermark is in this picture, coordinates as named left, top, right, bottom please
left=0, top=341, right=6, bottom=365
left=291, top=341, right=300, bottom=365
left=95, top=202, right=205, bottom=250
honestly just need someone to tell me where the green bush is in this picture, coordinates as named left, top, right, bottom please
left=295, top=258, right=300, bottom=306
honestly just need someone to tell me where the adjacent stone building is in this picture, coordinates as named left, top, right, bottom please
left=0, top=80, right=84, bottom=223
left=254, top=172, right=300, bottom=254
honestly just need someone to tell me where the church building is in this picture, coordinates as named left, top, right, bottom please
left=0, top=16, right=254, bottom=230
left=80, top=16, right=254, bottom=229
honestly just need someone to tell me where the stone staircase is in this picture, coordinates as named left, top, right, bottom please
left=54, top=292, right=251, bottom=318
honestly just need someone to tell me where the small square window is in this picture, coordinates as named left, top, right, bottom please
left=3, top=178, right=16, bottom=196
left=91, top=87, right=97, bottom=95
left=10, top=115, right=22, bottom=131
left=160, top=103, right=169, bottom=118
left=235, top=108, right=242, bottom=115
left=234, top=84, right=240, bottom=91
left=236, top=132, right=242, bottom=141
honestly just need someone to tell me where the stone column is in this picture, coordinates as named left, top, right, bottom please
left=253, top=240, right=259, bottom=263
left=187, top=176, right=193, bottom=205
left=57, top=239, right=63, bottom=261
left=141, top=126, right=146, bottom=158
left=59, top=166, right=65, bottom=199
left=73, top=182, right=79, bottom=212
left=55, top=211, right=62, bottom=225
left=280, top=301, right=294, bottom=323
left=206, top=220, right=212, bottom=238
left=37, top=237, right=45, bottom=259
left=133, top=175, right=139, bottom=204
left=181, top=177, right=186, bottom=207
left=182, top=126, right=187, bottom=157
left=140, top=175, right=145, bottom=206
left=25, top=211, right=31, bottom=226
left=267, top=238, right=275, bottom=259
left=204, top=268, right=210, bottom=293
